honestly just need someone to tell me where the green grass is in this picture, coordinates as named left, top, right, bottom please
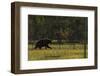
left=28, top=44, right=88, bottom=61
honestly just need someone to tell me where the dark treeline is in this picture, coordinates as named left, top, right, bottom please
left=28, top=15, right=88, bottom=44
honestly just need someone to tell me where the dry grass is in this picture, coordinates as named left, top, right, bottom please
left=28, top=44, right=88, bottom=61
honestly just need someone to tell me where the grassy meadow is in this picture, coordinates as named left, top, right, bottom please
left=28, top=44, right=88, bottom=61
left=28, top=15, right=88, bottom=61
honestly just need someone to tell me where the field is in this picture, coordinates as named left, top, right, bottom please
left=28, top=15, right=88, bottom=61
left=28, top=44, right=88, bottom=61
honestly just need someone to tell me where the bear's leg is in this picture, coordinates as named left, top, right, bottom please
left=39, top=46, right=42, bottom=49
left=46, top=45, right=52, bottom=49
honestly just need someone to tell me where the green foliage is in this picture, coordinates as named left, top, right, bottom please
left=28, top=15, right=88, bottom=43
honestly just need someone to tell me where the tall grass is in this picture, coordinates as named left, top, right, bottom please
left=28, top=44, right=88, bottom=61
